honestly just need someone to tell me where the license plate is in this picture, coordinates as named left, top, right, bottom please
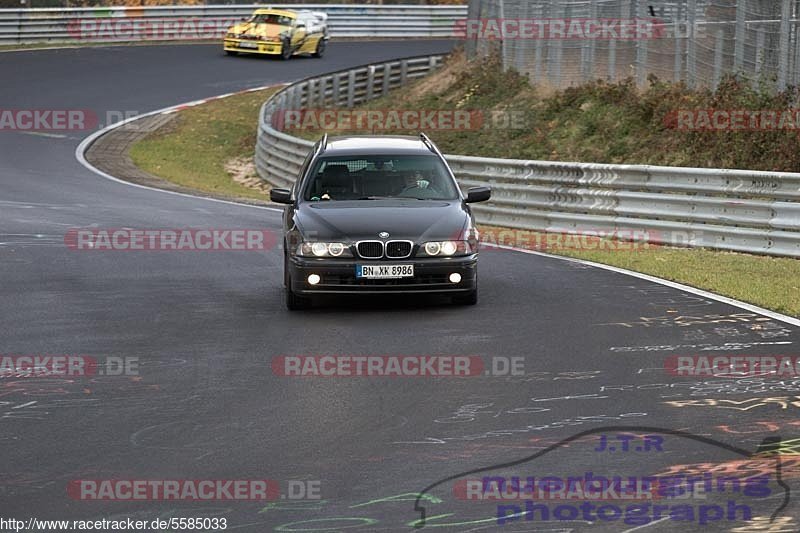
left=238, top=42, right=258, bottom=49
left=356, top=264, right=414, bottom=279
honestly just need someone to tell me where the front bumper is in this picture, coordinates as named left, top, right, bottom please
left=224, top=39, right=283, bottom=55
left=287, top=254, right=478, bottom=295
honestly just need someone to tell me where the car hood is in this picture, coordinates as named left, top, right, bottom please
left=228, top=22, right=289, bottom=38
left=294, top=200, right=470, bottom=242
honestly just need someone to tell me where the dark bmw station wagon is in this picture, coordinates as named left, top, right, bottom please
left=270, top=134, right=491, bottom=310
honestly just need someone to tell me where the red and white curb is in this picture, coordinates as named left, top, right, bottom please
left=161, top=86, right=280, bottom=114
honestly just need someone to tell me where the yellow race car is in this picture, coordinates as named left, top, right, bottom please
left=224, top=8, right=328, bottom=59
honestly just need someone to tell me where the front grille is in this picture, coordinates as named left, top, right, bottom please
left=357, top=241, right=383, bottom=259
left=386, top=240, right=412, bottom=259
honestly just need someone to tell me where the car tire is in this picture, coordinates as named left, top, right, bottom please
left=453, top=288, right=478, bottom=306
left=286, top=286, right=311, bottom=310
left=225, top=50, right=238, bottom=56
left=280, top=39, right=293, bottom=60
left=312, top=39, right=326, bottom=58
left=453, top=276, right=478, bottom=306
left=284, top=253, right=310, bottom=310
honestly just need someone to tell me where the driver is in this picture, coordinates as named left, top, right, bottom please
left=400, top=171, right=430, bottom=192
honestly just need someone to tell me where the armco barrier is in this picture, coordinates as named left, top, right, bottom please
left=255, top=54, right=800, bottom=258
left=0, top=5, right=466, bottom=44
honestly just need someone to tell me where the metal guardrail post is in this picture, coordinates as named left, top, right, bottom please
left=307, top=78, right=315, bottom=109
left=347, top=70, right=356, bottom=108
left=331, top=73, right=340, bottom=107
left=400, top=60, right=408, bottom=85
left=366, top=65, right=375, bottom=102
left=382, top=63, right=391, bottom=96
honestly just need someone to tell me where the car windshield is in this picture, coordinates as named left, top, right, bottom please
left=249, top=14, right=294, bottom=25
left=303, top=155, right=459, bottom=201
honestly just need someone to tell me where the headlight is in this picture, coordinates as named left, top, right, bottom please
left=311, top=242, right=328, bottom=257
left=424, top=242, right=440, bottom=256
left=297, top=242, right=352, bottom=258
left=418, top=241, right=473, bottom=257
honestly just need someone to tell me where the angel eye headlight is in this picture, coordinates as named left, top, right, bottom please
left=311, top=242, right=328, bottom=257
left=420, top=240, right=472, bottom=257
left=328, top=242, right=344, bottom=256
left=298, top=241, right=351, bottom=257
left=440, top=241, right=458, bottom=256
left=424, top=242, right=441, bottom=256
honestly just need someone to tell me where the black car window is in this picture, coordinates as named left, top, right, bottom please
left=303, top=155, right=459, bottom=201
left=250, top=14, right=293, bottom=25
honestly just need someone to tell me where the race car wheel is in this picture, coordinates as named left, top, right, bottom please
left=280, top=39, right=293, bottom=60
left=312, top=39, right=326, bottom=58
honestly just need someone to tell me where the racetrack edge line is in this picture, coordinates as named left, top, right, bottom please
left=74, top=85, right=287, bottom=214
left=484, top=243, right=800, bottom=327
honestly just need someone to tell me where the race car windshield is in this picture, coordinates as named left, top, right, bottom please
left=304, top=155, right=460, bottom=201
left=249, top=14, right=294, bottom=25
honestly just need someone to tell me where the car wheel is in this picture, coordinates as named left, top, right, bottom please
left=453, top=276, right=478, bottom=306
left=453, top=288, right=478, bottom=306
left=286, top=286, right=311, bottom=310
left=312, top=39, right=326, bottom=58
left=225, top=50, right=237, bottom=56
left=284, top=253, right=310, bottom=310
left=280, top=39, right=293, bottom=60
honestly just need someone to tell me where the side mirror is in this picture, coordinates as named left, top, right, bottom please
left=270, top=188, right=293, bottom=204
left=465, top=186, right=491, bottom=203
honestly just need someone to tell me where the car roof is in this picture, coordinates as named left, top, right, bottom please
left=252, top=9, right=296, bottom=18
left=320, top=135, right=436, bottom=157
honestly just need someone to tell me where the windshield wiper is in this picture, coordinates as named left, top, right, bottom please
left=356, top=196, right=393, bottom=200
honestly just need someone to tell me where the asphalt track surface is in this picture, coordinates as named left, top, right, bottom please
left=1, top=41, right=800, bottom=532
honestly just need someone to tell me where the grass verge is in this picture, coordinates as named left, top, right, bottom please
left=129, top=87, right=278, bottom=202
left=291, top=50, right=800, bottom=172
left=479, top=225, right=800, bottom=317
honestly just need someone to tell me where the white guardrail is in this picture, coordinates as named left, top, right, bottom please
left=0, top=4, right=466, bottom=44
left=256, top=54, right=800, bottom=258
